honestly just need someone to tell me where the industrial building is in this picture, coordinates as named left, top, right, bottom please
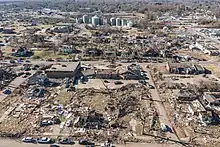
left=45, top=62, right=81, bottom=78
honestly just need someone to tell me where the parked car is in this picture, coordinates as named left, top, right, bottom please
left=100, top=140, right=114, bottom=147
left=66, top=119, right=72, bottom=127
left=58, top=138, right=74, bottom=145
left=104, top=80, right=110, bottom=83
left=22, top=75, right=28, bottom=78
left=46, top=58, right=54, bottom=62
left=32, top=67, right=37, bottom=70
left=160, top=123, right=173, bottom=133
left=52, top=118, right=61, bottom=124
left=138, top=80, right=146, bottom=85
left=50, top=144, right=60, bottom=147
left=37, top=137, right=51, bottom=144
left=148, top=84, right=155, bottom=89
left=114, top=81, right=123, bottom=85
left=9, top=60, right=15, bottom=63
left=86, top=145, right=95, bottom=147
left=3, top=89, right=11, bottom=95
left=25, top=72, right=32, bottom=75
left=24, top=66, right=31, bottom=71
left=40, top=120, right=53, bottom=127
left=22, top=137, right=36, bottom=143
left=78, top=139, right=95, bottom=145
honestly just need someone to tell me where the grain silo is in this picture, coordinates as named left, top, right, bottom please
left=121, top=19, right=128, bottom=26
left=110, top=17, right=116, bottom=26
left=116, top=18, right=121, bottom=26
left=127, top=21, right=134, bottom=27
left=83, top=15, right=89, bottom=24
left=76, top=18, right=83, bottom=23
left=92, top=15, right=100, bottom=26
left=99, top=17, right=104, bottom=25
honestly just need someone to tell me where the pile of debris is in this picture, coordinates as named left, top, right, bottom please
left=61, top=83, right=158, bottom=142
left=0, top=66, right=17, bottom=90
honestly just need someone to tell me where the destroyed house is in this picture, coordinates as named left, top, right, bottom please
left=116, top=64, right=143, bottom=80
left=81, top=69, right=95, bottom=78
left=85, top=48, right=103, bottom=56
left=95, top=69, right=120, bottom=80
left=120, top=70, right=141, bottom=80
left=143, top=49, right=159, bottom=57
left=53, top=23, right=73, bottom=33
left=12, top=47, right=28, bottom=57
left=28, top=76, right=52, bottom=86
left=45, top=62, right=81, bottom=78
left=166, top=62, right=205, bottom=75
left=177, top=91, right=198, bottom=101
left=199, top=111, right=220, bottom=125
left=74, top=112, right=106, bottom=129
left=0, top=28, right=16, bottom=34
left=188, top=100, right=206, bottom=115
left=202, top=94, right=220, bottom=107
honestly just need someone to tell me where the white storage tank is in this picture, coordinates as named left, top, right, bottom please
left=110, top=17, right=116, bottom=26
left=116, top=18, right=121, bottom=26
left=127, top=21, right=134, bottom=27
left=76, top=18, right=83, bottom=23
left=92, top=15, right=100, bottom=26
left=121, top=19, right=128, bottom=26
left=82, top=15, right=89, bottom=24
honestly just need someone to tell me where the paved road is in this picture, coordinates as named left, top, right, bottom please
left=145, top=68, right=179, bottom=141
left=0, top=138, right=179, bottom=147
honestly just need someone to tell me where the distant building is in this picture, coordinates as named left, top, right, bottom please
left=53, top=24, right=73, bottom=33
left=45, top=62, right=81, bottom=78
left=59, top=45, right=73, bottom=54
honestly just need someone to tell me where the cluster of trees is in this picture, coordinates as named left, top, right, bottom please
left=0, top=0, right=187, bottom=14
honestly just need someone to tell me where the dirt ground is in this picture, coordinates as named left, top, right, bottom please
left=77, top=79, right=139, bottom=89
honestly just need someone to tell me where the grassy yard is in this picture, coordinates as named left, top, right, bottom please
left=54, top=89, right=71, bottom=105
